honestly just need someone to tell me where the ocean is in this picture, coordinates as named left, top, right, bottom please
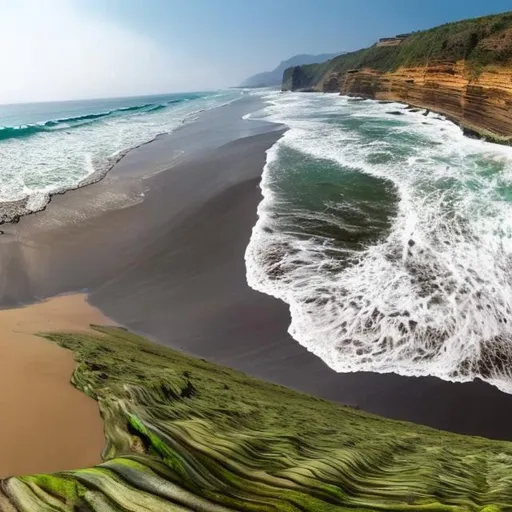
left=0, top=90, right=240, bottom=217
left=8, top=86, right=512, bottom=394
left=245, top=90, right=512, bottom=393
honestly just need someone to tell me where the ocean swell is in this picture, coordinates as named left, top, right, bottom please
left=0, top=90, right=241, bottom=222
left=0, top=101, right=179, bottom=141
left=245, top=91, right=512, bottom=394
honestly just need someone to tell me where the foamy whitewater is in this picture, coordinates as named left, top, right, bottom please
left=0, top=90, right=240, bottom=217
left=245, top=90, right=512, bottom=393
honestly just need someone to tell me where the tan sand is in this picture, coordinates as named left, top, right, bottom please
left=0, top=293, right=111, bottom=477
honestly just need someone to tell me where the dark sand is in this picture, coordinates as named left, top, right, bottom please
left=3, top=96, right=512, bottom=440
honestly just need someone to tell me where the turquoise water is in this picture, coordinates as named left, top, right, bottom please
left=246, top=91, right=512, bottom=393
left=0, top=90, right=240, bottom=212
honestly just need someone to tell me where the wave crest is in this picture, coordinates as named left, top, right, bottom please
left=0, top=101, right=180, bottom=141
left=245, top=91, right=512, bottom=394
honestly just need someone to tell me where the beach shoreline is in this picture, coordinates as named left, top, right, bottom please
left=0, top=92, right=245, bottom=226
left=3, top=96, right=512, bottom=440
left=0, top=293, right=110, bottom=477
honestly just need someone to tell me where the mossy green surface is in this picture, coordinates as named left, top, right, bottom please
left=283, top=11, right=512, bottom=90
left=2, top=326, right=512, bottom=511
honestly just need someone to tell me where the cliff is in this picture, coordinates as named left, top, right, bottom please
left=283, top=11, right=512, bottom=142
left=339, top=63, right=512, bottom=142
left=240, top=52, right=342, bottom=87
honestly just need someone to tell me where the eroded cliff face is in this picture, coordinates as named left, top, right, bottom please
left=325, top=63, right=512, bottom=143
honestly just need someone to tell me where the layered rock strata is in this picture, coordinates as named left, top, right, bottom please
left=324, top=62, right=512, bottom=142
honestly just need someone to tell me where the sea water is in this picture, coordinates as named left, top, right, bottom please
left=245, top=90, right=512, bottom=393
left=0, top=90, right=240, bottom=213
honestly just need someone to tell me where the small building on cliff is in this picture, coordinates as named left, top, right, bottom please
left=376, top=34, right=411, bottom=47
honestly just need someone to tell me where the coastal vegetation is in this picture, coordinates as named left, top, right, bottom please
left=283, top=11, right=512, bottom=90
left=2, top=325, right=512, bottom=510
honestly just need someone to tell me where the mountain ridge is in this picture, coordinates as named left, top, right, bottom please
left=240, top=52, right=343, bottom=87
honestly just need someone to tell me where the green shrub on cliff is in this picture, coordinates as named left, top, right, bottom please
left=2, top=326, right=512, bottom=510
left=283, top=11, right=512, bottom=90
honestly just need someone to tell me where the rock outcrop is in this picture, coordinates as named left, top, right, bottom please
left=331, top=63, right=512, bottom=143
left=240, top=52, right=342, bottom=88
left=290, top=66, right=317, bottom=92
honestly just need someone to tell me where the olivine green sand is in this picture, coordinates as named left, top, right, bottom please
left=2, top=326, right=512, bottom=511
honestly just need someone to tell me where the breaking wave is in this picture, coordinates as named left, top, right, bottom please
left=0, top=101, right=183, bottom=141
left=0, top=90, right=241, bottom=218
left=245, top=91, right=512, bottom=394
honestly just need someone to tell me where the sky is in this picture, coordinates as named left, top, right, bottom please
left=0, top=0, right=511, bottom=103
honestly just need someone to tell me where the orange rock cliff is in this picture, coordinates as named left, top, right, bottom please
left=338, top=64, right=512, bottom=142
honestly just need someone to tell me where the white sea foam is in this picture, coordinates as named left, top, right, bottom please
left=245, top=91, right=512, bottom=393
left=0, top=91, right=241, bottom=216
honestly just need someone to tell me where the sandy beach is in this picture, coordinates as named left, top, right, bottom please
left=0, top=294, right=108, bottom=477
left=3, top=96, right=512, bottom=441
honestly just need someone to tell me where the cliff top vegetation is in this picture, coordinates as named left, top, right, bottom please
left=284, top=11, right=512, bottom=89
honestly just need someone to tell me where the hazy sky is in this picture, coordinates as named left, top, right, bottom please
left=0, top=0, right=511, bottom=103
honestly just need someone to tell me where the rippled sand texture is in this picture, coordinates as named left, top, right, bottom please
left=2, top=325, right=512, bottom=511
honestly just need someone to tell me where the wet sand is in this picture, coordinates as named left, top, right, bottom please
left=3, top=96, right=512, bottom=440
left=0, top=294, right=108, bottom=477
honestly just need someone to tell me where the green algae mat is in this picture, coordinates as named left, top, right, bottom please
left=2, top=326, right=512, bottom=511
